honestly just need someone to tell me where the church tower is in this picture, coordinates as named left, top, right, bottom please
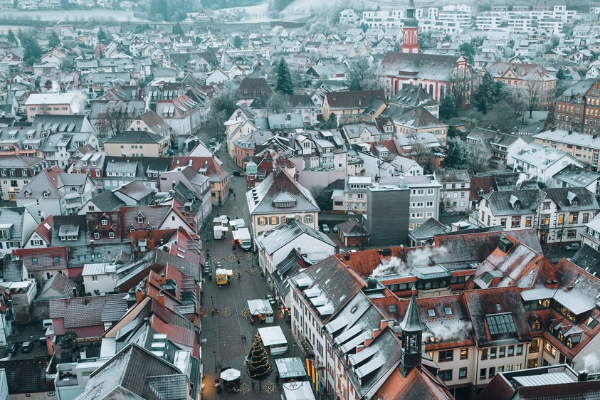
left=400, top=0, right=420, bottom=53
left=399, top=295, right=423, bottom=377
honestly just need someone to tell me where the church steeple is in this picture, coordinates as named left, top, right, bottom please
left=400, top=0, right=420, bottom=53
left=399, top=295, right=423, bottom=377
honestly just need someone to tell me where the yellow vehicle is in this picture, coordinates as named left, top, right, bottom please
left=216, top=268, right=233, bottom=286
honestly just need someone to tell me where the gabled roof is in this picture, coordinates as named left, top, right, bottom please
left=374, top=364, right=453, bottom=400
left=247, top=169, right=319, bottom=215
left=104, top=130, right=165, bottom=144
left=463, top=287, right=532, bottom=347
left=75, top=343, right=185, bottom=400
left=379, top=52, right=467, bottom=81
left=0, top=359, right=51, bottom=395
left=89, top=190, right=126, bottom=211
left=256, top=219, right=334, bottom=255
left=50, top=293, right=128, bottom=329
left=39, top=272, right=81, bottom=299
left=325, top=89, right=385, bottom=109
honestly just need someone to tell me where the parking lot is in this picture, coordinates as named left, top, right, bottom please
left=3, top=321, right=49, bottom=360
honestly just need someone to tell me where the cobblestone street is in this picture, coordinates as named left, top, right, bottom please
left=200, top=148, right=297, bottom=400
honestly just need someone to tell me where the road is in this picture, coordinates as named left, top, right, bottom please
left=200, top=145, right=297, bottom=400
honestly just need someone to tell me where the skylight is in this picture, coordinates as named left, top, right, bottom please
left=486, top=313, right=517, bottom=336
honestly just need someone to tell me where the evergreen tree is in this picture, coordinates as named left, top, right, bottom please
left=247, top=333, right=272, bottom=389
left=6, top=29, right=16, bottom=45
left=172, top=23, right=184, bottom=36
left=557, top=68, right=566, bottom=80
left=442, top=138, right=471, bottom=169
left=439, top=95, right=457, bottom=120
left=48, top=30, right=61, bottom=48
left=97, top=27, right=108, bottom=45
left=233, top=36, right=242, bottom=49
left=275, top=58, right=294, bottom=95
left=21, top=33, right=42, bottom=67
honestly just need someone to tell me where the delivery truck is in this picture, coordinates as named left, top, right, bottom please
left=216, top=268, right=233, bottom=286
left=232, top=227, right=252, bottom=251
left=212, top=215, right=230, bottom=239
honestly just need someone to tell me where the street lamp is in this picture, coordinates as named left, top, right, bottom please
left=214, top=350, right=217, bottom=373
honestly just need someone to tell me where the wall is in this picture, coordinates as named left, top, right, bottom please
left=82, top=274, right=115, bottom=295
left=293, top=167, right=346, bottom=191
left=366, top=186, right=410, bottom=245
left=31, top=301, right=49, bottom=321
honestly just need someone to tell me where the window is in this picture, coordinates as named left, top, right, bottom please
left=490, top=347, right=497, bottom=359
left=92, top=275, right=98, bottom=282
left=101, top=218, right=108, bottom=226
left=444, top=307, right=452, bottom=315
left=427, top=309, right=436, bottom=317
left=438, top=370, right=452, bottom=381
left=460, top=348, right=468, bottom=360
left=486, top=313, right=517, bottom=338
left=488, top=367, right=496, bottom=379
left=583, top=213, right=589, bottom=223
left=543, top=201, right=551, bottom=210
left=53, top=257, right=59, bottom=263
left=304, top=214, right=313, bottom=223
left=480, top=368, right=487, bottom=380
left=569, top=213, right=578, bottom=224
left=439, top=350, right=453, bottom=362
left=500, top=218, right=506, bottom=228
left=515, top=363, right=522, bottom=371
left=558, top=214, right=564, bottom=224
left=508, top=346, right=514, bottom=356
left=258, top=217, right=267, bottom=226
left=567, top=230, right=577, bottom=238
left=511, top=216, right=520, bottom=227
left=544, top=342, right=557, bottom=357
left=137, top=213, right=144, bottom=223
left=499, top=346, right=506, bottom=358
left=108, top=231, right=115, bottom=239
left=32, top=258, right=38, bottom=265
left=517, top=345, right=523, bottom=355
left=269, top=216, right=279, bottom=225
left=481, top=349, right=488, bottom=359
left=93, top=232, right=100, bottom=240
left=525, top=217, right=532, bottom=227
left=459, top=367, right=467, bottom=379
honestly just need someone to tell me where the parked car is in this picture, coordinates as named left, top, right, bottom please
left=321, top=224, right=330, bottom=234
left=266, top=294, right=278, bottom=307
left=332, top=225, right=339, bottom=233
left=232, top=171, right=245, bottom=177
left=6, top=342, right=16, bottom=356
left=565, top=243, right=581, bottom=251
left=203, top=265, right=211, bottom=275
left=22, top=341, right=33, bottom=353
left=39, top=337, right=46, bottom=346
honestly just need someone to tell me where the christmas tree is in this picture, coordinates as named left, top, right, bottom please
left=247, top=333, right=272, bottom=389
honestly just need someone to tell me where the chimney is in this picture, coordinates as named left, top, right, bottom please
left=579, top=371, right=589, bottom=382
left=156, top=294, right=165, bottom=307
left=72, top=287, right=77, bottom=297
left=135, top=288, right=144, bottom=303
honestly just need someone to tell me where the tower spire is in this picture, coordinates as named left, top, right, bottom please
left=399, top=295, right=423, bottom=377
left=400, top=0, right=420, bottom=53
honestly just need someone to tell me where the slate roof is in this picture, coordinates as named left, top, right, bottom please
left=391, top=83, right=435, bottom=107
left=292, top=256, right=366, bottom=323
left=32, top=114, right=91, bottom=132
left=116, top=180, right=153, bottom=201
left=247, top=169, right=319, bottom=215
left=0, top=207, right=26, bottom=240
left=104, top=130, right=165, bottom=144
left=463, top=287, right=532, bottom=347
left=50, top=293, right=128, bottom=329
left=256, top=219, right=334, bottom=255
left=134, top=110, right=171, bottom=135
left=89, top=191, right=126, bottom=211
left=325, top=89, right=385, bottom=109
left=571, top=244, right=600, bottom=274
left=408, top=218, right=448, bottom=242
left=235, top=77, right=274, bottom=101
left=39, top=272, right=81, bottom=299
left=483, top=189, right=546, bottom=216
left=553, top=166, right=600, bottom=188
left=392, top=107, right=446, bottom=129
left=0, top=359, right=51, bottom=394
left=0, top=154, right=45, bottom=168
left=75, top=343, right=185, bottom=400
left=337, top=219, right=370, bottom=237
left=379, top=52, right=464, bottom=81
left=434, top=168, right=470, bottom=183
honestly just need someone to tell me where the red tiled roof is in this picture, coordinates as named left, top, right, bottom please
left=33, top=215, right=53, bottom=244
left=150, top=299, right=195, bottom=349
left=375, top=366, right=453, bottom=400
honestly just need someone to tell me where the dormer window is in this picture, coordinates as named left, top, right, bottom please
left=137, top=213, right=144, bottom=223
left=272, top=192, right=296, bottom=208
left=509, top=194, right=521, bottom=210
left=101, top=217, right=108, bottom=226
left=146, top=223, right=153, bottom=230
left=129, top=223, right=136, bottom=232
left=108, top=230, right=115, bottom=239
left=93, top=231, right=100, bottom=240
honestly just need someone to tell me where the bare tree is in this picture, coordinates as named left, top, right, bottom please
left=408, top=136, right=432, bottom=173
left=466, top=141, right=490, bottom=174
left=266, top=94, right=294, bottom=114
left=524, top=79, right=544, bottom=118
left=95, top=101, right=134, bottom=138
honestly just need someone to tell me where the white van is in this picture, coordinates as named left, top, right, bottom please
left=42, top=319, right=53, bottom=331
